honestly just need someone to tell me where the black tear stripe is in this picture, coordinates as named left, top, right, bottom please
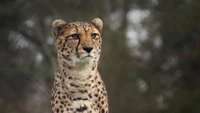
left=76, top=38, right=81, bottom=58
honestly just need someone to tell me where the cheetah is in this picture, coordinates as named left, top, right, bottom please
left=51, top=18, right=109, bottom=113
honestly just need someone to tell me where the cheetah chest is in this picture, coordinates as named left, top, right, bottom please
left=51, top=71, right=108, bottom=113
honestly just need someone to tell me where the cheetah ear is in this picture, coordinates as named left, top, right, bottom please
left=91, top=18, right=103, bottom=31
left=52, top=19, right=66, bottom=37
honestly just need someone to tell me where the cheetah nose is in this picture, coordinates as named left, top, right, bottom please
left=83, top=46, right=93, bottom=53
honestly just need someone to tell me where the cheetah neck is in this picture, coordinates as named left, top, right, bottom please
left=54, top=64, right=100, bottom=98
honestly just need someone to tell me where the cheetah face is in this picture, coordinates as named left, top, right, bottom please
left=52, top=18, right=103, bottom=68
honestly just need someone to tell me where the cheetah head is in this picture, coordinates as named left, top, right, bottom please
left=52, top=18, right=103, bottom=69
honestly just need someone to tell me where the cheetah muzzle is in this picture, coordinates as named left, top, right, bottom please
left=51, top=18, right=109, bottom=113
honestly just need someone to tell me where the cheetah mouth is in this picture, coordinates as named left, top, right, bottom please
left=82, top=55, right=93, bottom=59
left=78, top=54, right=93, bottom=60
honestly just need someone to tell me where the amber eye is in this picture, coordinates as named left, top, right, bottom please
left=71, top=34, right=79, bottom=40
left=91, top=33, right=98, bottom=39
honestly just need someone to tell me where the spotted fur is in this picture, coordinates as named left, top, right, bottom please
left=51, top=18, right=108, bottom=113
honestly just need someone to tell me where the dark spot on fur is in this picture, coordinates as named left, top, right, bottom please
left=70, top=83, right=79, bottom=88
left=70, top=91, right=75, bottom=93
left=58, top=40, right=62, bottom=44
left=89, top=94, right=92, bottom=98
left=87, top=75, right=92, bottom=79
left=94, top=94, right=98, bottom=97
left=76, top=105, right=87, bottom=112
left=92, top=66, right=95, bottom=70
left=62, top=54, right=68, bottom=59
left=68, top=67, right=72, bottom=69
left=98, top=97, right=101, bottom=101
left=56, top=108, right=59, bottom=113
left=79, top=89, right=88, bottom=93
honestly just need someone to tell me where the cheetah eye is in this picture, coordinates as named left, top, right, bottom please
left=71, top=34, right=79, bottom=40
left=91, top=33, right=98, bottom=39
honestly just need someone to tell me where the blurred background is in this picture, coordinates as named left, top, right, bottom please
left=1, top=0, right=200, bottom=113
